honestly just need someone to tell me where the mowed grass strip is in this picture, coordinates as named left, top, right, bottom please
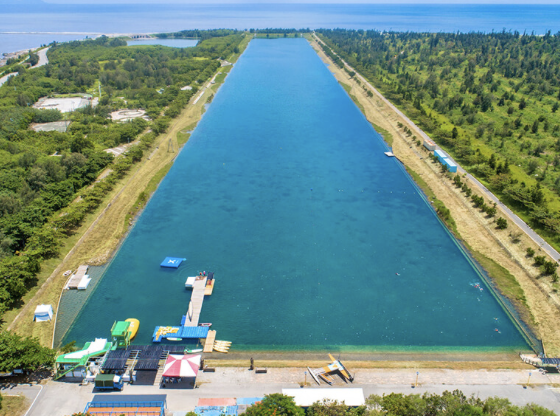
left=0, top=395, right=29, bottom=416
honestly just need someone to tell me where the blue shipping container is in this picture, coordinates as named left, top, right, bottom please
left=443, top=157, right=457, bottom=173
left=434, top=149, right=447, bottom=162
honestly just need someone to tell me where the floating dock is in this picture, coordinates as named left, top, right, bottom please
left=204, top=272, right=215, bottom=295
left=154, top=270, right=217, bottom=344
left=152, top=325, right=209, bottom=343
left=184, top=276, right=207, bottom=326
left=66, top=265, right=89, bottom=290
left=160, top=257, right=185, bottom=268
left=203, top=330, right=217, bottom=353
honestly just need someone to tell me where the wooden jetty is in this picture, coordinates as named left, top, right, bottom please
left=183, top=276, right=207, bottom=327
left=204, top=279, right=215, bottom=295
left=66, top=265, right=88, bottom=289
left=203, top=330, right=216, bottom=353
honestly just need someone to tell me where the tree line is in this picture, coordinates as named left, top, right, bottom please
left=0, top=31, right=245, bottom=319
left=317, top=29, right=560, bottom=252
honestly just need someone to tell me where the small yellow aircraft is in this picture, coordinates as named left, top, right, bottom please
left=307, top=354, right=354, bottom=385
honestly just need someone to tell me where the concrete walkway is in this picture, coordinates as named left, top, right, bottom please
left=312, top=33, right=560, bottom=264
left=3, top=368, right=560, bottom=416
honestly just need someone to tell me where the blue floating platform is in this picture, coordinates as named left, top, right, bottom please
left=160, top=257, right=185, bottom=268
left=152, top=325, right=209, bottom=342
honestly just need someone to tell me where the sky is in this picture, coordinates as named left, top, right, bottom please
left=38, top=0, right=560, bottom=4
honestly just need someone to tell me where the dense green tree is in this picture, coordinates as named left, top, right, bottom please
left=317, top=29, right=560, bottom=251
left=0, top=30, right=245, bottom=319
left=307, top=399, right=365, bottom=416
left=0, top=330, right=56, bottom=373
left=245, top=394, right=304, bottom=416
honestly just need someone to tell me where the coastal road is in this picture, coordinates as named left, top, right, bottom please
left=5, top=368, right=560, bottom=416
left=312, top=33, right=560, bottom=264
left=31, top=47, right=49, bottom=68
left=0, top=47, right=50, bottom=88
left=0, top=72, right=17, bottom=87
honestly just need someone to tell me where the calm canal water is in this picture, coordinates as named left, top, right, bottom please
left=61, top=39, right=528, bottom=352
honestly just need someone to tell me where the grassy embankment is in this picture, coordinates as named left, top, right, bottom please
left=312, top=36, right=541, bottom=352
left=322, top=33, right=560, bottom=255
left=6, top=33, right=252, bottom=348
left=340, top=81, right=394, bottom=147
left=0, top=395, right=28, bottom=416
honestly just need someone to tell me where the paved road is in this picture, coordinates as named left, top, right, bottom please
left=0, top=72, right=17, bottom=87
left=312, top=33, right=560, bottom=264
left=31, top=47, right=49, bottom=69
left=0, top=47, right=50, bottom=89
left=3, top=368, right=560, bottom=416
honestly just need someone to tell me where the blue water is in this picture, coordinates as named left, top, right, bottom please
left=3, top=4, right=560, bottom=55
left=61, top=39, right=527, bottom=351
left=127, top=39, right=198, bottom=48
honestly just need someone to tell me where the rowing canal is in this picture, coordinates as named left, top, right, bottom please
left=60, top=39, right=529, bottom=352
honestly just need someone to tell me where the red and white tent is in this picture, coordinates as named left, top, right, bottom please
left=162, top=354, right=201, bottom=378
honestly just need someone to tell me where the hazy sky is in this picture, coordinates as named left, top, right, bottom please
left=40, top=0, right=560, bottom=4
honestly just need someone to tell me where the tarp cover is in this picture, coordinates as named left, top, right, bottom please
left=34, top=304, right=53, bottom=322
left=282, top=388, right=365, bottom=407
left=92, top=394, right=167, bottom=403
left=198, top=398, right=236, bottom=406
left=162, top=354, right=200, bottom=378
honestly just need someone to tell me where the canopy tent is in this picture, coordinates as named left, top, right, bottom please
left=34, top=304, right=53, bottom=322
left=162, top=354, right=201, bottom=378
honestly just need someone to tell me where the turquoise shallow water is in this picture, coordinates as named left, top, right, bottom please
left=61, top=39, right=528, bottom=351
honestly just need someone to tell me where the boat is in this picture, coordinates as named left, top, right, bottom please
left=166, top=337, right=182, bottom=341
left=213, top=345, right=230, bottom=353
left=125, top=318, right=140, bottom=340
left=185, top=348, right=203, bottom=353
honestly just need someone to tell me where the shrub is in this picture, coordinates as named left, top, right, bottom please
left=496, top=217, right=508, bottom=229
left=526, top=247, right=535, bottom=257
left=534, top=255, right=546, bottom=266
left=542, top=260, right=558, bottom=275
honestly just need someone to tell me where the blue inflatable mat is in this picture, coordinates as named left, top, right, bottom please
left=160, top=257, right=185, bottom=268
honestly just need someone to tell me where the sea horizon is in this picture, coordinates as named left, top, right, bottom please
left=3, top=3, right=560, bottom=56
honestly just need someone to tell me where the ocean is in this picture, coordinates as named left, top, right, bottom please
left=2, top=3, right=560, bottom=56
left=60, top=39, right=528, bottom=352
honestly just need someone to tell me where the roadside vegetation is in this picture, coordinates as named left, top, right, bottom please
left=0, top=31, right=245, bottom=330
left=0, top=393, right=27, bottom=416
left=317, top=30, right=560, bottom=258
left=237, top=392, right=555, bottom=416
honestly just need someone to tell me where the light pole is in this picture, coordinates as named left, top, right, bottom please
left=526, top=372, right=532, bottom=388
left=415, top=371, right=419, bottom=388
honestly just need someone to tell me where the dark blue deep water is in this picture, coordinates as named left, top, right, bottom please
left=2, top=3, right=560, bottom=55
left=61, top=39, right=527, bottom=352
